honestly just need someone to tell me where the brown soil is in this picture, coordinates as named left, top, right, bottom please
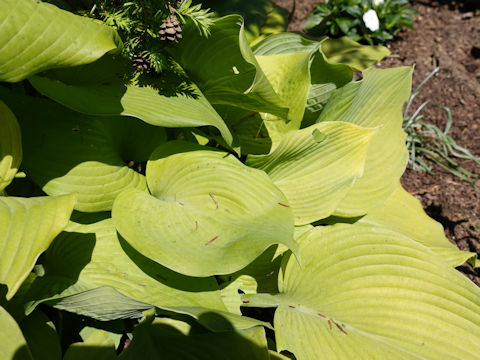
left=274, top=0, right=480, bottom=285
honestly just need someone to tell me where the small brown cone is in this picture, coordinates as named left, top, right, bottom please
left=159, top=14, right=182, bottom=42
left=132, top=56, right=151, bottom=74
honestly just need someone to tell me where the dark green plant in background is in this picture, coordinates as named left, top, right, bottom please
left=198, top=0, right=291, bottom=44
left=45, top=0, right=215, bottom=88
left=303, top=0, right=417, bottom=44
left=96, top=0, right=214, bottom=71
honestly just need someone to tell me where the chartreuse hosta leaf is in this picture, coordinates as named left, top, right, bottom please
left=113, top=141, right=298, bottom=277
left=119, top=317, right=270, bottom=360
left=45, top=287, right=269, bottom=331
left=359, top=184, right=479, bottom=268
left=244, top=224, right=480, bottom=360
left=305, top=51, right=353, bottom=125
left=28, top=55, right=233, bottom=146
left=220, top=226, right=311, bottom=314
left=254, top=52, right=312, bottom=147
left=0, top=87, right=166, bottom=212
left=79, top=326, right=123, bottom=351
left=43, top=287, right=154, bottom=321
left=252, top=36, right=317, bottom=141
left=252, top=33, right=388, bottom=71
left=318, top=67, right=413, bottom=216
left=214, top=33, right=357, bottom=155
left=219, top=244, right=288, bottom=314
left=320, top=37, right=390, bottom=70
left=253, top=33, right=353, bottom=125
left=63, top=327, right=116, bottom=360
left=0, top=100, right=21, bottom=191
left=252, top=32, right=321, bottom=55
left=220, top=275, right=258, bottom=315
left=0, top=194, right=75, bottom=299
left=0, top=306, right=33, bottom=360
left=22, top=213, right=225, bottom=315
left=269, top=350, right=291, bottom=360
left=17, top=213, right=268, bottom=330
left=222, top=107, right=273, bottom=155
left=0, top=0, right=121, bottom=82
left=247, top=122, right=376, bottom=225
left=173, top=15, right=286, bottom=118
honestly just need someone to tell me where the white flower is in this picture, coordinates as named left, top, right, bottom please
left=373, top=0, right=384, bottom=6
left=363, top=9, right=380, bottom=32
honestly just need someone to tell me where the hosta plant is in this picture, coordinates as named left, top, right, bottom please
left=303, top=0, right=417, bottom=45
left=1, top=1, right=480, bottom=359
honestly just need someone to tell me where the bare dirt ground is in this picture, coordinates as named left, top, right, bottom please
left=274, top=0, right=480, bottom=284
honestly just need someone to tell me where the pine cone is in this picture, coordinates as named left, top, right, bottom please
left=132, top=55, right=151, bottom=74
left=159, top=14, right=182, bottom=42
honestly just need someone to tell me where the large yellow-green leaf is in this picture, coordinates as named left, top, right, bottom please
left=28, top=54, right=233, bottom=145
left=220, top=226, right=310, bottom=314
left=253, top=32, right=321, bottom=55
left=12, top=213, right=271, bottom=329
left=234, top=33, right=352, bottom=154
left=119, top=317, right=269, bottom=360
left=0, top=306, right=33, bottom=360
left=221, top=107, right=273, bottom=155
left=316, top=81, right=361, bottom=122
left=320, top=37, right=390, bottom=70
left=158, top=306, right=271, bottom=332
left=45, top=287, right=155, bottom=321
left=359, top=184, right=478, bottom=267
left=247, top=122, right=375, bottom=224
left=0, top=194, right=75, bottom=300
left=304, top=51, right=353, bottom=125
left=0, top=87, right=166, bottom=212
left=41, top=286, right=268, bottom=331
left=31, top=214, right=226, bottom=313
left=112, top=141, right=298, bottom=277
left=173, top=15, right=286, bottom=118
left=220, top=275, right=258, bottom=315
left=0, top=100, right=22, bottom=191
left=14, top=273, right=267, bottom=330
left=269, top=350, right=291, bottom=359
left=255, top=52, right=312, bottom=147
left=63, top=327, right=117, bottom=360
left=0, top=0, right=121, bottom=82
left=252, top=33, right=353, bottom=141
left=246, top=224, right=480, bottom=359
left=318, top=67, right=412, bottom=216
left=252, top=34, right=388, bottom=72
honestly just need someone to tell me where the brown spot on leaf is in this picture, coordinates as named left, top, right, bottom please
left=205, top=235, right=219, bottom=245
left=209, top=193, right=218, bottom=209
left=334, top=322, right=348, bottom=335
